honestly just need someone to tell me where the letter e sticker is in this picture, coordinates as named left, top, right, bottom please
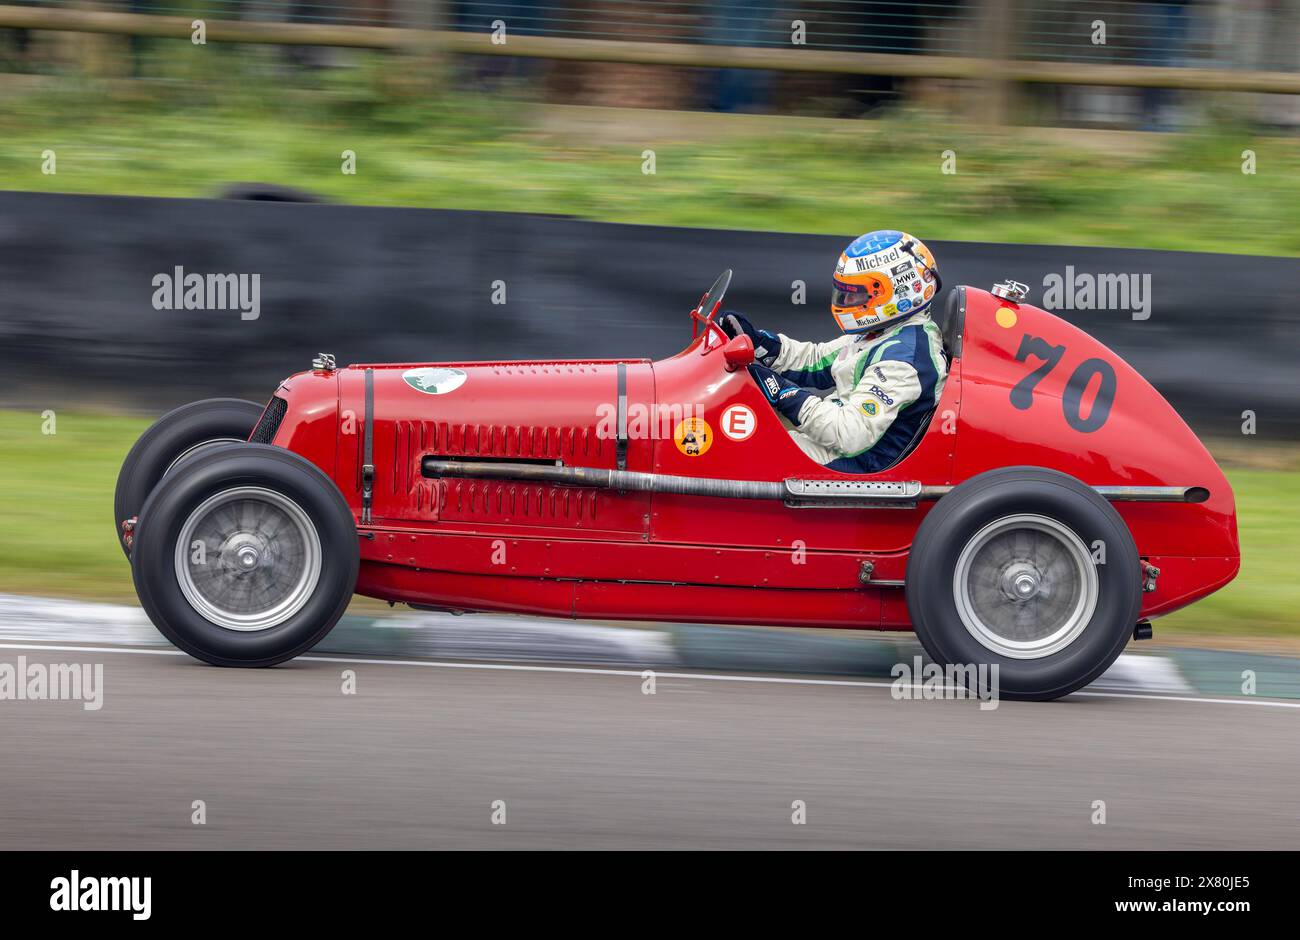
left=720, top=404, right=756, bottom=442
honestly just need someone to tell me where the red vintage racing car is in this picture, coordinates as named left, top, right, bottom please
left=116, top=273, right=1239, bottom=700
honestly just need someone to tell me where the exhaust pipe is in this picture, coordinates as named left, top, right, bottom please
left=423, top=458, right=785, bottom=501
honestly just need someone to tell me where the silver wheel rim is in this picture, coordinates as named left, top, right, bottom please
left=165, top=438, right=244, bottom=476
left=952, top=513, right=1098, bottom=660
left=174, top=486, right=321, bottom=632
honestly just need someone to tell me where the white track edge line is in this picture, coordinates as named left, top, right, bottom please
left=0, top=642, right=1297, bottom=709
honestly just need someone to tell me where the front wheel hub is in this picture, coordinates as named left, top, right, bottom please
left=175, top=486, right=321, bottom=632
left=220, top=532, right=268, bottom=574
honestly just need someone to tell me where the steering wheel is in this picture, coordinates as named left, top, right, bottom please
left=690, top=269, right=733, bottom=348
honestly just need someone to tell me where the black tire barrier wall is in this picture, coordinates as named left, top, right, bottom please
left=1, top=190, right=1296, bottom=440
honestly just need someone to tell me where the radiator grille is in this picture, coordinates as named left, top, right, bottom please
left=250, top=396, right=287, bottom=444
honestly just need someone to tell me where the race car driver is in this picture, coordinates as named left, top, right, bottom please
left=720, top=230, right=948, bottom=474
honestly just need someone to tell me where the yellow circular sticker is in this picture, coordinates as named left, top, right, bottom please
left=673, top=417, right=713, bottom=457
left=995, top=306, right=1019, bottom=329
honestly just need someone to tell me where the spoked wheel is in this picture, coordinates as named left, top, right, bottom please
left=174, top=486, right=324, bottom=632
left=114, top=398, right=265, bottom=557
left=907, top=467, right=1141, bottom=701
left=132, top=444, right=358, bottom=666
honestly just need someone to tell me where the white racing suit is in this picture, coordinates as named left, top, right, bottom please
left=769, top=315, right=948, bottom=473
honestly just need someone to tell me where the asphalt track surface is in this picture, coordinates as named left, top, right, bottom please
left=2, top=645, right=1296, bottom=849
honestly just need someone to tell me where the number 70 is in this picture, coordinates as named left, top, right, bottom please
left=1011, top=334, right=1117, bottom=433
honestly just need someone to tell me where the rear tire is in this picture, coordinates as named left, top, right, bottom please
left=114, top=398, right=265, bottom=557
left=906, top=467, right=1141, bottom=701
left=131, top=444, right=358, bottom=666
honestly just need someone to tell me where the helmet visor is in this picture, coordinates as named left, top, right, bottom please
left=831, top=278, right=873, bottom=309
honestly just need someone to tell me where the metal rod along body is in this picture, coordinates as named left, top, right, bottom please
left=421, top=459, right=1208, bottom=505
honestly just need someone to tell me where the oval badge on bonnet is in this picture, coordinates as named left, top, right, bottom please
left=402, top=367, right=467, bottom=395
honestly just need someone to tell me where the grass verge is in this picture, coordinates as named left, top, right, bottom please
left=1, top=57, right=1299, bottom=255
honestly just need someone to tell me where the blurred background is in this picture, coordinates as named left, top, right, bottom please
left=3, top=1, right=1299, bottom=126
left=0, top=0, right=1298, bottom=647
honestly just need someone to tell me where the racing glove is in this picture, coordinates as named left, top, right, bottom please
left=749, top=363, right=813, bottom=426
left=719, top=311, right=782, bottom=366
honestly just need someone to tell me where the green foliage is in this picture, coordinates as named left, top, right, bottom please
left=1158, top=470, right=1300, bottom=638
left=0, top=409, right=145, bottom=601
left=2, top=61, right=1298, bottom=254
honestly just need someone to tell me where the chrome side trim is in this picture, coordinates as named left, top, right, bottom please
left=785, top=479, right=922, bottom=500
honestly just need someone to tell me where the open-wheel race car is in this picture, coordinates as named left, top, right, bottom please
left=115, top=272, right=1239, bottom=700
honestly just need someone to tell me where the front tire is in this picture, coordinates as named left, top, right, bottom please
left=114, top=398, right=265, bottom=557
left=906, top=467, right=1141, bottom=701
left=131, top=444, right=359, bottom=666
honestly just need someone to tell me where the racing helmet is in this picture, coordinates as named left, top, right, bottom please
left=831, top=230, right=941, bottom=334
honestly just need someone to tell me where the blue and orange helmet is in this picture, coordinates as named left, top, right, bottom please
left=831, top=230, right=940, bottom=334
